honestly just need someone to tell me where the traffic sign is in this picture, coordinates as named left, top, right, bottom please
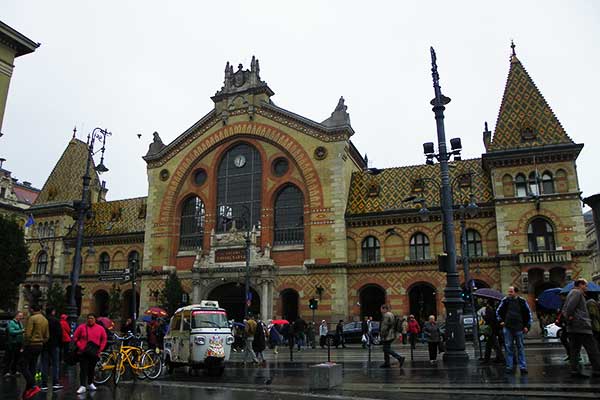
left=99, top=275, right=125, bottom=282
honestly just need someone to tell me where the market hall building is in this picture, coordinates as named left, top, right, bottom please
left=21, top=48, right=592, bottom=330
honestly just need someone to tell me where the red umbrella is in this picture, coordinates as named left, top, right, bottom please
left=97, top=317, right=114, bottom=330
left=271, top=319, right=289, bottom=325
left=145, top=307, right=168, bottom=317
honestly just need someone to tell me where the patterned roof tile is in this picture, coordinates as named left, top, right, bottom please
left=78, top=197, right=147, bottom=237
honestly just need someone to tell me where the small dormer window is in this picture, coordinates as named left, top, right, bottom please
left=412, top=179, right=424, bottom=193
left=367, top=182, right=380, bottom=197
left=520, top=126, right=536, bottom=140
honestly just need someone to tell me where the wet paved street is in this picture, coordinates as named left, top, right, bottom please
left=2, top=341, right=599, bottom=399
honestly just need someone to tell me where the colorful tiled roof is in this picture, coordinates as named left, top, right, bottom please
left=346, top=159, right=492, bottom=215
left=34, top=139, right=102, bottom=206
left=77, top=197, right=147, bottom=237
left=488, top=54, right=574, bottom=152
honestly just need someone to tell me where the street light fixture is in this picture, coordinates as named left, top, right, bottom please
left=67, top=127, right=111, bottom=324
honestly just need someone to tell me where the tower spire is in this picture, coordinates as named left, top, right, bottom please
left=510, top=40, right=516, bottom=57
left=72, top=125, right=77, bottom=140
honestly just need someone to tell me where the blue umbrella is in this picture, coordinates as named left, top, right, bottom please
left=560, top=280, right=600, bottom=294
left=537, top=287, right=562, bottom=310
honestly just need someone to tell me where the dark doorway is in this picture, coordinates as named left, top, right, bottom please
left=280, top=289, right=299, bottom=322
left=122, top=289, right=140, bottom=321
left=408, top=283, right=437, bottom=324
left=208, top=283, right=260, bottom=322
left=359, top=285, right=386, bottom=322
left=93, top=290, right=110, bottom=317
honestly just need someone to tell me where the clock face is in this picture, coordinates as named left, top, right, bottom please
left=233, top=154, right=246, bottom=168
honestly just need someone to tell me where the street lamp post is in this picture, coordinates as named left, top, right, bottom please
left=67, top=127, right=111, bottom=324
left=427, top=47, right=468, bottom=362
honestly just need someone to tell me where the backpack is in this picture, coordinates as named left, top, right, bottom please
left=393, top=316, right=403, bottom=334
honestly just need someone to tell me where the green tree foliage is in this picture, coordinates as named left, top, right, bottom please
left=0, top=216, right=30, bottom=311
left=108, top=284, right=122, bottom=320
left=45, top=283, right=66, bottom=314
left=160, top=271, right=184, bottom=316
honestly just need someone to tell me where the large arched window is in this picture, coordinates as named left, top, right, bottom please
left=36, top=251, right=48, bottom=275
left=274, top=185, right=304, bottom=245
left=541, top=171, right=554, bottom=194
left=528, top=172, right=540, bottom=196
left=216, top=143, right=262, bottom=232
left=466, top=229, right=483, bottom=257
left=515, top=174, right=527, bottom=197
left=527, top=218, right=555, bottom=252
left=361, top=236, right=380, bottom=263
left=128, top=250, right=140, bottom=270
left=179, top=196, right=205, bottom=251
left=99, top=252, right=110, bottom=273
left=410, top=233, right=430, bottom=260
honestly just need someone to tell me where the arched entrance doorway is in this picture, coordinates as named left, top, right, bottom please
left=93, top=290, right=109, bottom=317
left=408, top=283, right=437, bottom=323
left=280, top=289, right=299, bottom=322
left=122, top=289, right=140, bottom=321
left=359, top=285, right=386, bottom=321
left=208, top=283, right=260, bottom=322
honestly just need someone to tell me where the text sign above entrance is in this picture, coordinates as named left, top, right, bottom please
left=215, top=248, right=246, bottom=263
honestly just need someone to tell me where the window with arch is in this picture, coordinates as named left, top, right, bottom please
left=410, top=232, right=430, bottom=260
left=99, top=252, right=110, bottom=272
left=274, top=185, right=304, bottom=245
left=541, top=171, right=554, bottom=194
left=128, top=250, right=140, bottom=270
left=466, top=229, right=483, bottom=257
left=36, top=251, right=48, bottom=275
left=179, top=196, right=205, bottom=251
left=528, top=171, right=540, bottom=196
left=527, top=218, right=555, bottom=252
left=515, top=174, right=527, bottom=197
left=361, top=236, right=380, bottom=263
left=216, top=143, right=262, bottom=232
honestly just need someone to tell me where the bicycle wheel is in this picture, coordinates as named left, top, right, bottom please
left=113, top=353, right=124, bottom=386
left=94, top=351, right=115, bottom=384
left=131, top=349, right=146, bottom=380
left=141, top=350, right=163, bottom=380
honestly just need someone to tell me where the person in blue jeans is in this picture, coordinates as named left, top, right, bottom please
left=496, top=286, right=532, bottom=375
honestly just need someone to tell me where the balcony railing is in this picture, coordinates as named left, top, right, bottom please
left=518, top=250, right=572, bottom=265
left=274, top=227, right=304, bottom=246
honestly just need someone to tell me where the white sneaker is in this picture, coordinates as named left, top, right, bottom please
left=88, top=383, right=97, bottom=391
left=76, top=386, right=86, bottom=394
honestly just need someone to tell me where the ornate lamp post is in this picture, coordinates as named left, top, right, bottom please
left=67, top=127, right=111, bottom=323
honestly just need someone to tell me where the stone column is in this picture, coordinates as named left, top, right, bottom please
left=261, top=280, right=269, bottom=320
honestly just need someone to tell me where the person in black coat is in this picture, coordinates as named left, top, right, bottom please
left=41, top=307, right=63, bottom=390
left=252, top=320, right=267, bottom=364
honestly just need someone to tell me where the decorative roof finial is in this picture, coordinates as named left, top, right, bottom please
left=510, top=40, right=516, bottom=57
left=484, top=121, right=489, bottom=132
left=72, top=125, right=77, bottom=139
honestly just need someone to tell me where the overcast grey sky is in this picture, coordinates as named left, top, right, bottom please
left=1, top=1, right=599, bottom=205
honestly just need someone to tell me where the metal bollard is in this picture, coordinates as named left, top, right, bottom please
left=327, top=337, right=331, bottom=363
left=368, top=339, right=372, bottom=367
left=289, top=336, right=294, bottom=362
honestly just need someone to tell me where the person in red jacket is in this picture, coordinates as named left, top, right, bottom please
left=73, top=314, right=107, bottom=394
left=59, top=314, right=71, bottom=360
left=407, top=315, right=421, bottom=350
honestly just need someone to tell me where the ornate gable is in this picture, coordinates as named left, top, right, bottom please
left=489, top=49, right=574, bottom=152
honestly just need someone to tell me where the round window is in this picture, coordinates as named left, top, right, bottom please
left=272, top=157, right=289, bottom=177
left=193, top=169, right=208, bottom=186
left=159, top=169, right=170, bottom=181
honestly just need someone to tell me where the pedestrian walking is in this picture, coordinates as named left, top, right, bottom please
left=423, top=315, right=441, bottom=364
left=2, top=311, right=24, bottom=377
left=253, top=320, right=267, bottom=365
left=379, top=304, right=405, bottom=368
left=481, top=300, right=504, bottom=364
left=20, top=304, right=49, bottom=399
left=268, top=322, right=282, bottom=354
left=555, top=309, right=571, bottom=361
left=59, top=314, right=71, bottom=362
left=496, top=286, right=532, bottom=375
left=306, top=322, right=316, bottom=349
left=563, top=279, right=600, bottom=378
left=41, top=307, right=63, bottom=391
left=243, top=316, right=259, bottom=364
left=586, top=295, right=600, bottom=347
left=73, top=313, right=107, bottom=394
left=319, top=320, right=328, bottom=348
left=401, top=317, right=408, bottom=345
left=293, top=318, right=306, bottom=351
left=407, top=315, right=420, bottom=350
left=335, top=320, right=346, bottom=349
left=361, top=317, right=369, bottom=348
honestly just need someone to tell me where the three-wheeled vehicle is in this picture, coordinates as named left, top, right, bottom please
left=164, top=301, right=234, bottom=376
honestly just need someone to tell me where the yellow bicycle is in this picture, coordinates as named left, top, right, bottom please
left=94, top=333, right=162, bottom=385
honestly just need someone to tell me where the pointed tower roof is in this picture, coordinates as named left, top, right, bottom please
left=488, top=44, right=574, bottom=152
left=34, top=139, right=102, bottom=206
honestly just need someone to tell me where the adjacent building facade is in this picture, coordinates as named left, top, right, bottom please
left=21, top=49, right=593, bottom=329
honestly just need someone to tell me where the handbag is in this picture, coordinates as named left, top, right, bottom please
left=438, top=340, right=446, bottom=354
left=64, top=341, right=79, bottom=365
left=82, top=326, right=100, bottom=358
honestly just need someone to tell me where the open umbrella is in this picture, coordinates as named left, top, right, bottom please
left=537, top=287, right=563, bottom=310
left=473, top=288, right=503, bottom=301
left=97, top=317, right=114, bottom=330
left=560, top=280, right=600, bottom=294
left=271, top=319, right=289, bottom=325
left=145, top=306, right=168, bottom=317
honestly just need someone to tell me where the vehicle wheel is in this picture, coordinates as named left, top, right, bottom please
left=94, top=351, right=114, bottom=384
left=113, top=354, right=124, bottom=386
left=142, top=350, right=163, bottom=380
left=556, top=329, right=562, bottom=339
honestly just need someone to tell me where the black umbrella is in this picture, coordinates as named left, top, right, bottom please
left=473, top=288, right=503, bottom=301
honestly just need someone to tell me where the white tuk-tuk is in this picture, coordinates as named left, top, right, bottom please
left=164, top=301, right=234, bottom=376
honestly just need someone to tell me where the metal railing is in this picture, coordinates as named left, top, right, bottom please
left=274, top=227, right=304, bottom=245
left=518, top=250, right=572, bottom=264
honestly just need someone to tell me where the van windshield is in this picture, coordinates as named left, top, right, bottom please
left=191, top=310, right=229, bottom=329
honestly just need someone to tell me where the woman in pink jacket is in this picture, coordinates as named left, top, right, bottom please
left=73, top=314, right=107, bottom=394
